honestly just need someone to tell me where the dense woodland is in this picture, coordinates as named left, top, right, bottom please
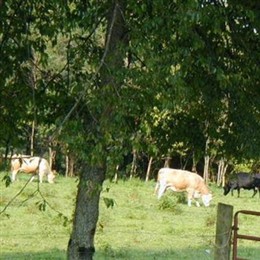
left=1, top=1, right=260, bottom=259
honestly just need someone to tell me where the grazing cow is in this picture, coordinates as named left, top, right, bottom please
left=11, top=154, right=55, bottom=183
left=223, top=172, right=260, bottom=198
left=155, top=168, right=212, bottom=207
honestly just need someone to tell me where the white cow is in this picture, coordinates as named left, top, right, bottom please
left=11, top=154, right=55, bottom=183
left=155, top=168, right=212, bottom=207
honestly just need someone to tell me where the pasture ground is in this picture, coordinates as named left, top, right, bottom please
left=0, top=172, right=260, bottom=259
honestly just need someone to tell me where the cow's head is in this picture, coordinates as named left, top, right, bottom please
left=201, top=194, right=212, bottom=207
left=48, top=171, right=56, bottom=183
left=223, top=182, right=232, bottom=195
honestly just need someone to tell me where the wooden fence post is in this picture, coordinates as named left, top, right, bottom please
left=214, top=203, right=233, bottom=260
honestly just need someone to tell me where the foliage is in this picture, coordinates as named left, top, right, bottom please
left=157, top=193, right=183, bottom=213
left=232, top=159, right=260, bottom=173
left=2, top=174, right=12, bottom=187
left=0, top=0, right=259, bottom=167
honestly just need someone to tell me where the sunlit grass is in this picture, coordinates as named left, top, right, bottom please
left=0, top=172, right=260, bottom=259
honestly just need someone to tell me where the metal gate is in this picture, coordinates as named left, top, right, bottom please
left=232, top=210, right=260, bottom=260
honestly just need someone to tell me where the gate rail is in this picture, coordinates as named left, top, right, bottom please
left=232, top=210, right=260, bottom=260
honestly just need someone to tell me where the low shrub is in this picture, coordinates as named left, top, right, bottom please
left=158, top=193, right=182, bottom=214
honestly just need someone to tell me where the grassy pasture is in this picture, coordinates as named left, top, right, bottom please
left=0, top=172, right=260, bottom=260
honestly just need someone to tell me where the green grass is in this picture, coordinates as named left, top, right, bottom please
left=0, top=172, right=260, bottom=259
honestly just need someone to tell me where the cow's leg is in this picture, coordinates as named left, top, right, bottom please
left=29, top=175, right=35, bottom=182
left=187, top=192, right=194, bottom=207
left=196, top=199, right=201, bottom=207
left=11, top=169, right=19, bottom=182
left=157, top=180, right=167, bottom=199
left=38, top=172, right=43, bottom=183
left=193, top=195, right=200, bottom=207
left=192, top=191, right=200, bottom=207
left=157, top=185, right=167, bottom=199
left=154, top=182, right=159, bottom=194
left=194, top=200, right=200, bottom=207
left=252, top=188, right=257, bottom=198
left=237, top=188, right=240, bottom=198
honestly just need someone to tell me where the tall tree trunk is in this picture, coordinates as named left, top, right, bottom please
left=218, top=159, right=228, bottom=187
left=222, top=165, right=228, bottom=187
left=203, top=137, right=210, bottom=184
left=164, top=156, right=171, bottom=168
left=69, top=154, right=75, bottom=177
left=192, top=151, right=197, bottom=172
left=114, top=165, right=119, bottom=183
left=65, top=153, right=69, bottom=178
left=30, top=119, right=35, bottom=156
left=27, top=41, right=37, bottom=157
left=130, top=149, right=137, bottom=179
left=65, top=149, right=75, bottom=177
left=28, top=58, right=36, bottom=157
left=49, top=147, right=53, bottom=169
left=217, top=157, right=228, bottom=187
left=67, top=163, right=106, bottom=260
left=67, top=1, right=127, bottom=259
left=203, top=155, right=210, bottom=184
left=49, top=146, right=56, bottom=171
left=145, top=156, right=153, bottom=182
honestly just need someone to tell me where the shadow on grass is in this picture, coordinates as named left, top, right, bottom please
left=1, top=247, right=259, bottom=260
left=95, top=246, right=259, bottom=260
left=95, top=248, right=214, bottom=260
left=0, top=249, right=66, bottom=260
left=0, top=249, right=208, bottom=260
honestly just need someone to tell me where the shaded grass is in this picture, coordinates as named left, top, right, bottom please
left=0, top=249, right=66, bottom=260
left=0, top=172, right=260, bottom=259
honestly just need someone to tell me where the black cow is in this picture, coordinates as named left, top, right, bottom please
left=223, top=172, right=260, bottom=198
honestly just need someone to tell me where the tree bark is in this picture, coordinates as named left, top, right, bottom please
left=203, top=137, right=210, bottom=184
left=67, top=163, right=106, bottom=260
left=67, top=1, right=127, bottom=259
left=65, top=154, right=69, bottom=178
left=192, top=151, right=197, bottom=172
left=130, top=149, right=137, bottom=179
left=145, top=156, right=153, bottom=182
left=217, top=157, right=228, bottom=187
left=203, top=155, right=210, bottom=184
left=164, top=156, right=172, bottom=168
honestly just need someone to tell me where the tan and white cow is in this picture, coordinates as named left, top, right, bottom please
left=11, top=154, right=55, bottom=183
left=155, top=168, right=212, bottom=207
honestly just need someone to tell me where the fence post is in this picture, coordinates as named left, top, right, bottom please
left=214, top=203, right=233, bottom=260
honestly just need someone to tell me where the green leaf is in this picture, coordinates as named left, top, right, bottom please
left=36, top=200, right=47, bottom=211
left=103, top=197, right=115, bottom=209
left=2, top=175, right=12, bottom=187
